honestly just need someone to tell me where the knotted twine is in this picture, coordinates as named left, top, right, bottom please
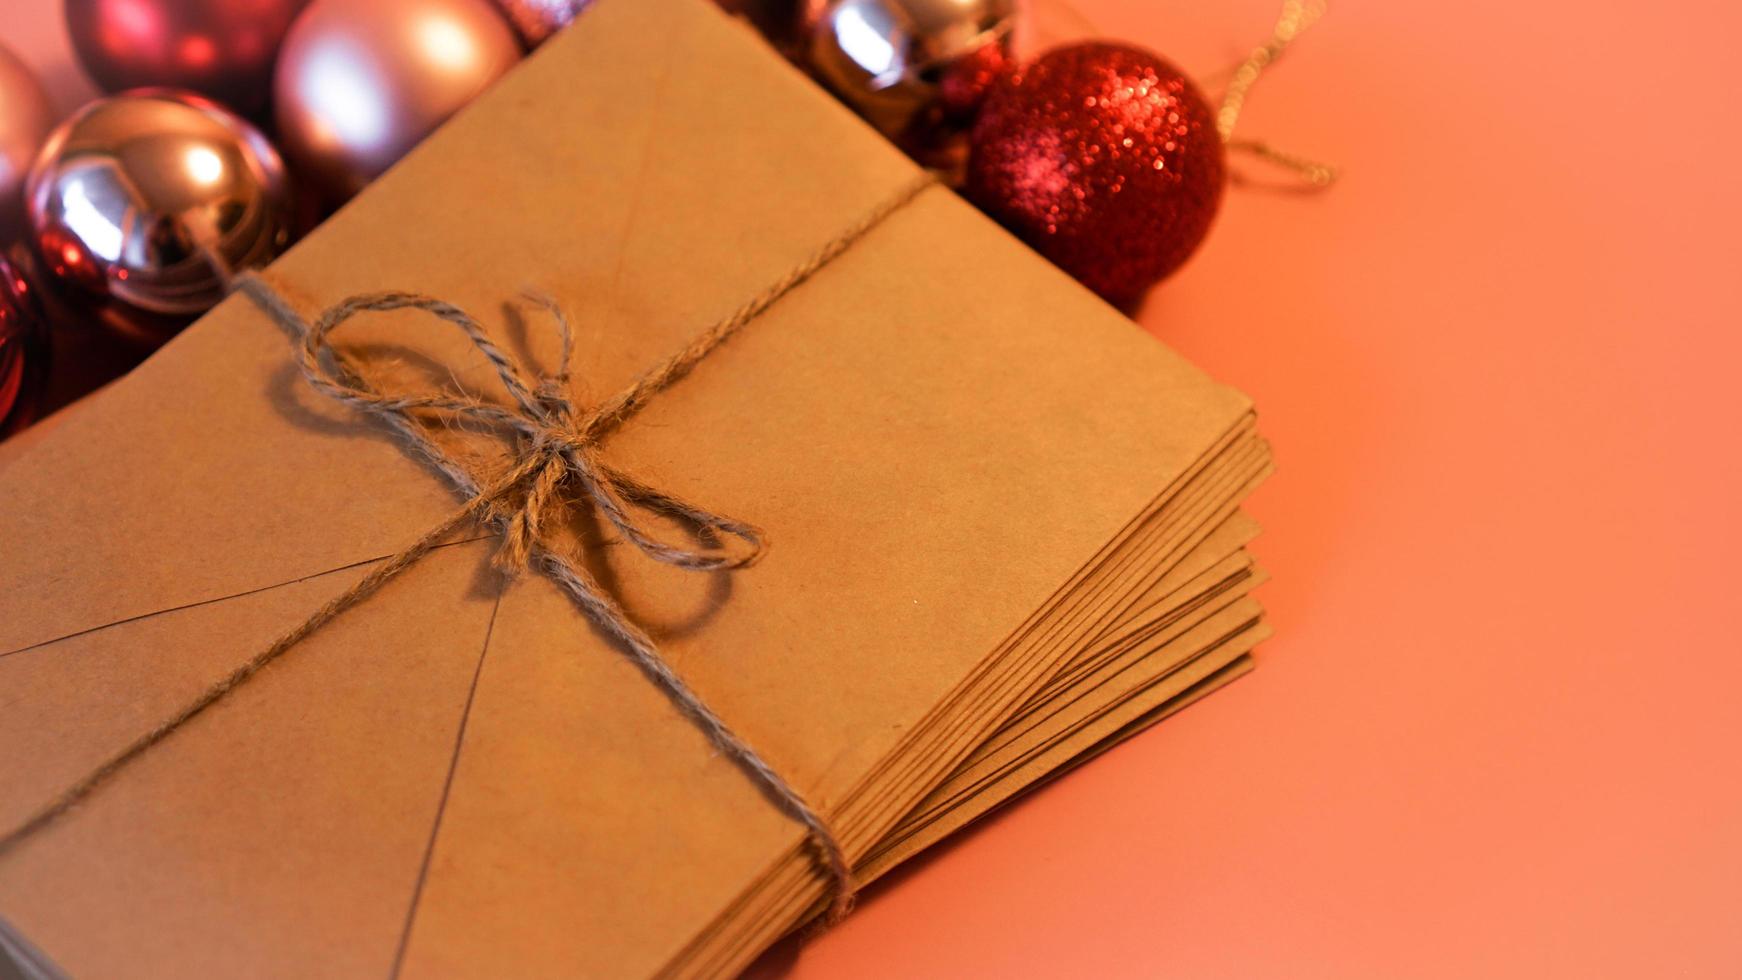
left=0, top=173, right=938, bottom=924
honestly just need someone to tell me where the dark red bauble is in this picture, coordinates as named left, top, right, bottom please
left=0, top=250, right=48, bottom=434
left=965, top=42, right=1224, bottom=305
left=64, top=0, right=309, bottom=117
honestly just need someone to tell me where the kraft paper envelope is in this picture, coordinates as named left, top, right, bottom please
left=0, top=0, right=1266, bottom=975
left=872, top=547, right=1270, bottom=867
left=877, top=513, right=1267, bottom=852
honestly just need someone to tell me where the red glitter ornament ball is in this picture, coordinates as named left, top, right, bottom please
left=0, top=251, right=47, bottom=434
left=966, top=42, right=1224, bottom=305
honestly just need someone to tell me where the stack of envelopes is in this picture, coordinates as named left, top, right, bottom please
left=0, top=0, right=1273, bottom=976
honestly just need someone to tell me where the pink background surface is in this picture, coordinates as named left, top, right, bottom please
left=7, top=0, right=1741, bottom=976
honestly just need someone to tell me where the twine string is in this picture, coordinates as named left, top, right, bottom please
left=1215, top=0, right=1339, bottom=189
left=0, top=172, right=938, bottom=925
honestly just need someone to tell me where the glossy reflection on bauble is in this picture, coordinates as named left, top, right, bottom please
left=809, top=0, right=1015, bottom=135
left=27, top=90, right=292, bottom=316
left=274, top=0, right=522, bottom=203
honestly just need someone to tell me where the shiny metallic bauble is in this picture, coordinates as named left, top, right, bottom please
left=274, top=0, right=522, bottom=203
left=493, top=0, right=591, bottom=46
left=808, top=0, right=1015, bottom=137
left=26, top=90, right=292, bottom=316
left=63, top=0, right=310, bottom=116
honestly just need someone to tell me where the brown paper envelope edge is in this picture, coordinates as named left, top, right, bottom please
left=902, top=576, right=1270, bottom=833
left=737, top=655, right=1254, bottom=979
left=673, top=453, right=1271, bottom=976
left=750, top=612, right=1265, bottom=975
left=712, top=620, right=1267, bottom=977
left=864, top=646, right=1261, bottom=884
left=834, top=434, right=1269, bottom=839
left=967, top=630, right=1268, bottom=833
left=836, top=427, right=1264, bottom=822
left=673, top=434, right=1270, bottom=971
left=861, top=538, right=1261, bottom=851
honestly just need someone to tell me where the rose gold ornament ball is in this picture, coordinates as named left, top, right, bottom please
left=63, top=0, right=309, bottom=117
left=966, top=43, right=1225, bottom=306
left=274, top=0, right=522, bottom=204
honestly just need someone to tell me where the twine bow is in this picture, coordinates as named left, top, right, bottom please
left=258, top=284, right=862, bottom=914
left=288, top=289, right=768, bottom=580
left=0, top=173, right=939, bottom=925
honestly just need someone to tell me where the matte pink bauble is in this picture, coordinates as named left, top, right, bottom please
left=63, top=0, right=309, bottom=116
left=274, top=0, right=522, bottom=203
left=0, top=44, right=54, bottom=243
